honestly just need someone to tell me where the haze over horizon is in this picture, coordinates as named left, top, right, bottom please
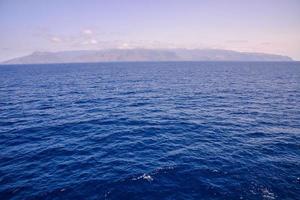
left=1, top=0, right=300, bottom=61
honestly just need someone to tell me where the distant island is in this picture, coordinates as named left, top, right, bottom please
left=2, top=49, right=293, bottom=64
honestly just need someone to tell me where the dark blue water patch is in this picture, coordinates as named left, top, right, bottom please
left=0, top=61, right=300, bottom=199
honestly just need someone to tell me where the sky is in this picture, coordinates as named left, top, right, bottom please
left=0, top=0, right=299, bottom=61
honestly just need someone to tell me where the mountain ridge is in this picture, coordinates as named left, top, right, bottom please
left=2, top=49, right=293, bottom=64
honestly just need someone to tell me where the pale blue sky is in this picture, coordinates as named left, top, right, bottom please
left=0, top=0, right=299, bottom=61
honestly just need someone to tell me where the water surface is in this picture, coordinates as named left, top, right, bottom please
left=0, top=62, right=300, bottom=199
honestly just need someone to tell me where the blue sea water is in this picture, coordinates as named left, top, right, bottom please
left=0, top=61, right=300, bottom=200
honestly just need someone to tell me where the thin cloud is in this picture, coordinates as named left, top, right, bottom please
left=82, top=29, right=93, bottom=35
left=226, top=40, right=249, bottom=44
left=90, top=39, right=98, bottom=44
left=50, top=37, right=62, bottom=43
left=82, top=39, right=98, bottom=45
left=260, top=42, right=272, bottom=46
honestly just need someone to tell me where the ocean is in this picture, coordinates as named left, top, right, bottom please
left=0, top=61, right=299, bottom=200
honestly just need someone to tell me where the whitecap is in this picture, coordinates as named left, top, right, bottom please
left=262, top=188, right=276, bottom=200
left=132, top=173, right=153, bottom=182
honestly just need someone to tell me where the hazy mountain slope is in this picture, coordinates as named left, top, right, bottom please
left=174, top=49, right=293, bottom=61
left=2, top=49, right=293, bottom=64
